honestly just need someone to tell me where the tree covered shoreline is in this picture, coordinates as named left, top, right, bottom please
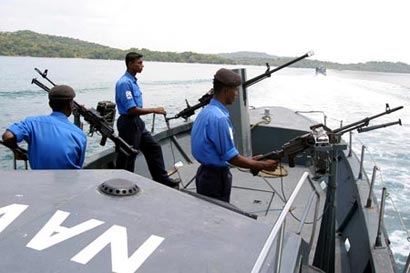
left=1, top=30, right=410, bottom=74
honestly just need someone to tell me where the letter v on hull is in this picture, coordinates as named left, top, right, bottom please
left=0, top=204, right=29, bottom=233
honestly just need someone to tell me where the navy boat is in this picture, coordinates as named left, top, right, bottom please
left=0, top=52, right=404, bottom=273
left=315, top=66, right=327, bottom=76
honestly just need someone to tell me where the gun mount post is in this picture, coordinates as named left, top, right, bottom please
left=227, top=68, right=252, bottom=156
left=313, top=142, right=346, bottom=273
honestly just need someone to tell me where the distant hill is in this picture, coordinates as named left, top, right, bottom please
left=0, top=30, right=234, bottom=64
left=218, top=51, right=278, bottom=59
left=1, top=30, right=410, bottom=73
left=220, top=53, right=410, bottom=74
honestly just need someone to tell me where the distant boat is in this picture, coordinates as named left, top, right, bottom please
left=315, top=65, right=327, bottom=76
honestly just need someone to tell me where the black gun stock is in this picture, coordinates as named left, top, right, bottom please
left=169, top=51, right=314, bottom=121
left=31, top=73, right=138, bottom=158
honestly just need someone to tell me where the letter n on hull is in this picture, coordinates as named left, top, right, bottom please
left=71, top=225, right=164, bottom=273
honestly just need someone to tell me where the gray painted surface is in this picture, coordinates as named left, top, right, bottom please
left=0, top=170, right=273, bottom=273
left=3, top=106, right=397, bottom=273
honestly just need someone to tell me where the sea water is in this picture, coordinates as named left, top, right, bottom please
left=0, top=56, right=409, bottom=270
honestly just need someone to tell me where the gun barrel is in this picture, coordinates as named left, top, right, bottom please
left=35, top=68, right=56, bottom=86
left=170, top=52, right=313, bottom=121
left=358, top=119, right=402, bottom=133
left=243, top=51, right=314, bottom=88
left=332, top=105, right=403, bottom=135
left=32, top=78, right=84, bottom=112
left=31, top=78, right=51, bottom=92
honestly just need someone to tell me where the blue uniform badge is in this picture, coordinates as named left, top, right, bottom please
left=229, top=127, right=234, bottom=140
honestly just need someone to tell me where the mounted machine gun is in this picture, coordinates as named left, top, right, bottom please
left=253, top=104, right=403, bottom=174
left=31, top=68, right=138, bottom=158
left=248, top=104, right=403, bottom=273
left=167, top=51, right=314, bottom=121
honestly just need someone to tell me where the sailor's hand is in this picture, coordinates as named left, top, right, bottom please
left=154, top=107, right=167, bottom=115
left=262, top=159, right=278, bottom=172
left=250, top=159, right=278, bottom=176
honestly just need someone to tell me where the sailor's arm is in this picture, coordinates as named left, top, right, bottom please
left=229, top=154, right=278, bottom=172
left=2, top=130, right=18, bottom=149
left=127, top=106, right=167, bottom=116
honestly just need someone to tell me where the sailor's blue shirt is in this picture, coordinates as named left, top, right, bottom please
left=115, top=71, right=143, bottom=115
left=191, top=98, right=239, bottom=167
left=7, top=112, right=87, bottom=169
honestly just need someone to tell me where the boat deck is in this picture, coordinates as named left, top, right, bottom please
left=146, top=106, right=328, bottom=269
left=80, top=105, right=396, bottom=273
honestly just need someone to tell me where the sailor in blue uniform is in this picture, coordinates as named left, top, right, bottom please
left=2, top=85, right=87, bottom=169
left=191, top=68, right=278, bottom=202
left=115, top=52, right=179, bottom=188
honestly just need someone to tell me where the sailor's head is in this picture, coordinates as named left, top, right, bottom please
left=213, top=68, right=242, bottom=105
left=48, top=85, right=76, bottom=101
left=126, top=52, right=144, bottom=74
left=48, top=85, right=76, bottom=116
left=213, top=68, right=242, bottom=88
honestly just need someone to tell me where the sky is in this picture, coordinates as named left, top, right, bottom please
left=1, top=0, right=410, bottom=64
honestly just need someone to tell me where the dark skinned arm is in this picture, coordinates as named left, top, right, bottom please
left=127, top=106, right=167, bottom=116
left=229, top=154, right=278, bottom=172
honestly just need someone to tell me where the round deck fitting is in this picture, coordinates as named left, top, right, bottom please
left=98, top=179, right=140, bottom=196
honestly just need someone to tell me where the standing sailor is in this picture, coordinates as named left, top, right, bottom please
left=191, top=68, right=278, bottom=202
left=1, top=85, right=87, bottom=169
left=115, top=52, right=179, bottom=188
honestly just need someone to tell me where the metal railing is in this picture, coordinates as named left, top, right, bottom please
left=251, top=172, right=319, bottom=273
left=356, top=142, right=410, bottom=272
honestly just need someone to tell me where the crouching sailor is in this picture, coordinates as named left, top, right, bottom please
left=191, top=68, right=278, bottom=202
left=1, top=85, right=87, bottom=169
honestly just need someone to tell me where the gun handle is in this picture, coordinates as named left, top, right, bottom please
left=100, top=136, right=108, bottom=146
left=288, top=155, right=296, bottom=168
left=251, top=168, right=261, bottom=176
